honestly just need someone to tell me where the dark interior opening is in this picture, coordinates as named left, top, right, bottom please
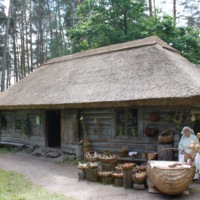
left=46, top=110, right=61, bottom=147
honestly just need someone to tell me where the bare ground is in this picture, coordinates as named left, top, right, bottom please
left=0, top=152, right=200, bottom=200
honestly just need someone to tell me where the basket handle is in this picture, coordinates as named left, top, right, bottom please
left=156, top=147, right=194, bottom=161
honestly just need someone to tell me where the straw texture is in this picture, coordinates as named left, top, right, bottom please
left=0, top=36, right=200, bottom=109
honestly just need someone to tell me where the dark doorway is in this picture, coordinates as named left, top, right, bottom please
left=46, top=110, right=61, bottom=147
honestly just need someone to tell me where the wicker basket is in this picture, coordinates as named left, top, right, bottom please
left=118, top=150, right=128, bottom=158
left=98, top=171, right=112, bottom=177
left=87, top=162, right=98, bottom=169
left=99, top=156, right=117, bottom=164
left=146, top=161, right=195, bottom=195
left=85, top=151, right=99, bottom=162
left=121, top=163, right=137, bottom=170
left=136, top=165, right=147, bottom=172
left=86, top=156, right=99, bottom=162
left=111, top=172, right=123, bottom=178
left=158, top=129, right=174, bottom=144
left=132, top=172, right=147, bottom=184
left=147, top=153, right=157, bottom=160
left=118, top=146, right=128, bottom=158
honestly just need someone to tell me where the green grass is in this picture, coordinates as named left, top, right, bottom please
left=0, top=146, right=18, bottom=154
left=0, top=169, right=75, bottom=200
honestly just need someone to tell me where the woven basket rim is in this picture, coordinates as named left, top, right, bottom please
left=99, top=156, right=117, bottom=163
left=111, top=172, right=123, bottom=178
left=86, top=156, right=99, bottom=162
left=132, top=173, right=146, bottom=183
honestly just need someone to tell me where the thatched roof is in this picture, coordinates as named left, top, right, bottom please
left=0, top=36, right=200, bottom=110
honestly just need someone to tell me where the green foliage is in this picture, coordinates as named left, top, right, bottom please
left=0, top=145, right=18, bottom=154
left=170, top=27, right=200, bottom=65
left=68, top=0, right=145, bottom=53
left=68, top=1, right=200, bottom=65
left=0, top=169, right=74, bottom=200
left=140, top=15, right=200, bottom=64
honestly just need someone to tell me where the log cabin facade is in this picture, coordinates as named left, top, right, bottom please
left=0, top=36, right=200, bottom=160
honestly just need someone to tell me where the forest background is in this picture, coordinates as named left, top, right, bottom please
left=0, top=0, right=199, bottom=92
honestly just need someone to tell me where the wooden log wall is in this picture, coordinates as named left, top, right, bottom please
left=77, top=107, right=200, bottom=157
left=1, top=106, right=200, bottom=157
left=79, top=109, right=114, bottom=140
left=0, top=110, right=45, bottom=146
left=143, top=107, right=200, bottom=135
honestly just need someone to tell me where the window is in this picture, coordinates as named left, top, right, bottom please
left=15, top=115, right=25, bottom=130
left=116, top=108, right=138, bottom=137
left=15, top=119, right=23, bottom=130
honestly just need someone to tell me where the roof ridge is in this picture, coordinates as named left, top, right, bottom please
left=44, top=42, right=157, bottom=66
left=44, top=36, right=179, bottom=66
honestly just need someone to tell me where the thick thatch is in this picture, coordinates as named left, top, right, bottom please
left=0, top=36, right=200, bottom=109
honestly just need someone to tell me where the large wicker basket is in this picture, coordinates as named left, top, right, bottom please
left=146, top=161, right=195, bottom=195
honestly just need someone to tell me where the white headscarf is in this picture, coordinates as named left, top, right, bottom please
left=181, top=126, right=194, bottom=135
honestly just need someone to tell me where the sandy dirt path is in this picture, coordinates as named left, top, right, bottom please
left=0, top=152, right=200, bottom=200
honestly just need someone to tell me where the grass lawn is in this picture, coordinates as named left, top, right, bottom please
left=0, top=169, right=75, bottom=200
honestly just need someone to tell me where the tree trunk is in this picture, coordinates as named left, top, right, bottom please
left=173, top=0, right=176, bottom=26
left=25, top=9, right=30, bottom=74
left=39, top=0, right=44, bottom=65
left=6, top=62, right=11, bottom=88
left=123, top=11, right=127, bottom=35
left=47, top=0, right=53, bottom=55
left=20, top=12, right=25, bottom=78
left=153, top=0, right=156, bottom=16
left=47, top=0, right=53, bottom=41
left=12, top=19, right=18, bottom=83
left=1, top=0, right=12, bottom=92
left=57, top=0, right=64, bottom=53
left=148, top=0, right=153, bottom=17
left=29, top=0, right=33, bottom=72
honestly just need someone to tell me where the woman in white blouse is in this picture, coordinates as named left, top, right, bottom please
left=178, top=126, right=200, bottom=179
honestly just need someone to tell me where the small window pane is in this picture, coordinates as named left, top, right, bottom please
left=127, top=109, right=138, bottom=137
left=116, top=110, right=125, bottom=136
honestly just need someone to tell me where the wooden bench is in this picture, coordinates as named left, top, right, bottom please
left=117, top=157, right=148, bottom=164
left=0, top=141, right=26, bottom=148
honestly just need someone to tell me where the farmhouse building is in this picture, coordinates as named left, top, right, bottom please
left=0, top=36, right=200, bottom=160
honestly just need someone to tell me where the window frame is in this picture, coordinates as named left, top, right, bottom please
left=115, top=108, right=138, bottom=138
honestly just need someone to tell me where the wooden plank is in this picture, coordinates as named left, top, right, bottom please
left=148, top=187, right=161, bottom=194
left=138, top=108, right=144, bottom=139
left=0, top=141, right=25, bottom=147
